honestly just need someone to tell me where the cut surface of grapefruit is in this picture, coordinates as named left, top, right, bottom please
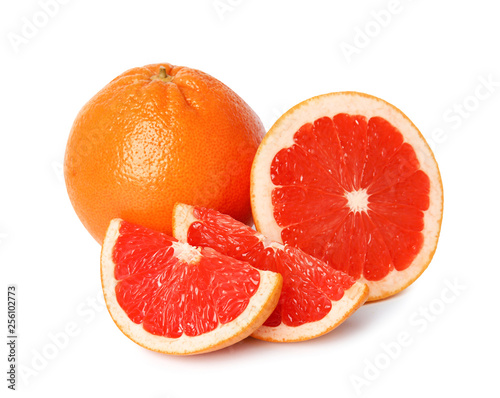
left=101, top=219, right=282, bottom=355
left=173, top=203, right=368, bottom=342
left=251, top=92, right=443, bottom=301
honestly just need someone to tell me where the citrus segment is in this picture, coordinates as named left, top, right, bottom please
left=251, top=92, right=443, bottom=301
left=101, top=219, right=282, bottom=354
left=173, top=203, right=368, bottom=342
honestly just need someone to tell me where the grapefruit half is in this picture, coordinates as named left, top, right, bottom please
left=251, top=92, right=443, bottom=301
left=101, top=219, right=282, bottom=355
left=173, top=203, right=368, bottom=342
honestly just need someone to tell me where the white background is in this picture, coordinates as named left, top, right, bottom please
left=1, top=0, right=499, bottom=397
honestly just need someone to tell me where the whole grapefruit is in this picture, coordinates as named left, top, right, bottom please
left=65, top=63, right=265, bottom=244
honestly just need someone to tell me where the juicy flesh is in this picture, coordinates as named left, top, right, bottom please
left=187, top=207, right=355, bottom=327
left=270, top=114, right=430, bottom=281
left=112, top=221, right=260, bottom=338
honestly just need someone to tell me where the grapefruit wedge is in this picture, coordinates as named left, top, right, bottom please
left=173, top=203, right=369, bottom=343
left=251, top=92, right=443, bottom=301
left=101, top=219, right=282, bottom=355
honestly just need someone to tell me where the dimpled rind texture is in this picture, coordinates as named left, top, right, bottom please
left=65, top=64, right=265, bottom=243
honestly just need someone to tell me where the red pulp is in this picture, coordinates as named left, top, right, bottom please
left=112, top=221, right=260, bottom=338
left=270, top=114, right=430, bottom=281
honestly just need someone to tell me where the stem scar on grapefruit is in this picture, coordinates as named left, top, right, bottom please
left=65, top=63, right=264, bottom=244
left=100, top=219, right=282, bottom=355
left=173, top=203, right=369, bottom=343
left=251, top=92, right=443, bottom=301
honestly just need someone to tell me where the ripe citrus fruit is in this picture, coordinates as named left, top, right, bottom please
left=251, top=92, right=443, bottom=301
left=173, top=203, right=368, bottom=342
left=101, top=219, right=282, bottom=355
left=65, top=63, right=264, bottom=244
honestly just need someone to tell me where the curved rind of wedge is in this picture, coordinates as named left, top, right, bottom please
left=252, top=282, right=368, bottom=342
left=101, top=218, right=283, bottom=355
left=173, top=202, right=369, bottom=343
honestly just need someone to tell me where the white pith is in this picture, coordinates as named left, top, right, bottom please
left=345, top=188, right=370, bottom=213
left=252, top=281, right=368, bottom=342
left=171, top=203, right=193, bottom=243
left=173, top=203, right=370, bottom=342
left=101, top=218, right=282, bottom=355
left=251, top=92, right=443, bottom=301
left=173, top=241, right=202, bottom=263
